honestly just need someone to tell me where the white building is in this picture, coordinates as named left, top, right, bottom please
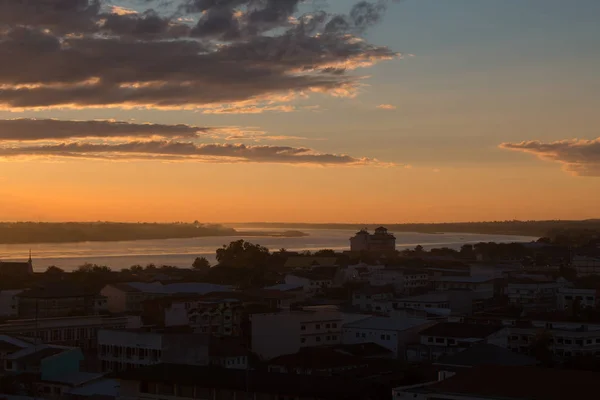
left=0, top=289, right=23, bottom=317
left=432, top=276, right=495, bottom=299
left=369, top=268, right=429, bottom=294
left=352, top=286, right=394, bottom=312
left=406, top=322, right=508, bottom=362
left=395, top=292, right=450, bottom=311
left=342, top=316, right=434, bottom=359
left=557, top=287, right=598, bottom=310
left=284, top=273, right=334, bottom=295
left=0, top=314, right=141, bottom=349
left=572, top=256, right=600, bottom=277
left=251, top=308, right=367, bottom=360
left=100, top=282, right=232, bottom=314
left=507, top=280, right=563, bottom=309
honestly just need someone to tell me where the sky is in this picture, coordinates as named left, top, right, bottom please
left=0, top=0, right=599, bottom=223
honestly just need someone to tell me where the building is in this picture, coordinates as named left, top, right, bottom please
left=557, top=287, right=598, bottom=310
left=0, top=255, right=33, bottom=278
left=507, top=279, right=563, bottom=310
left=284, top=271, right=335, bottom=295
left=263, top=283, right=306, bottom=304
left=350, top=227, right=396, bottom=253
left=0, top=290, right=23, bottom=317
left=100, top=282, right=232, bottom=314
left=16, top=285, right=104, bottom=319
left=406, top=322, right=508, bottom=362
left=284, top=257, right=338, bottom=270
left=342, top=316, right=434, bottom=359
left=432, top=343, right=537, bottom=381
left=0, top=314, right=141, bottom=350
left=251, top=308, right=367, bottom=359
left=142, top=294, right=244, bottom=336
left=395, top=293, right=450, bottom=311
left=369, top=267, right=429, bottom=294
left=97, top=329, right=209, bottom=373
left=118, top=363, right=401, bottom=400
left=208, top=337, right=250, bottom=370
left=352, top=286, right=394, bottom=312
left=432, top=276, right=495, bottom=299
left=572, top=255, right=600, bottom=277
left=393, top=365, right=600, bottom=400
left=0, top=334, right=34, bottom=371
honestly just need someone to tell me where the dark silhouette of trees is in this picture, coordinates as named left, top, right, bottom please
left=45, top=266, right=64, bottom=274
left=192, top=257, right=211, bottom=271
left=216, top=240, right=270, bottom=268
left=313, top=249, right=336, bottom=257
left=529, top=331, right=554, bottom=366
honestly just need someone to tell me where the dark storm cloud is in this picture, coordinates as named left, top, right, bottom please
left=0, top=118, right=210, bottom=141
left=500, top=138, right=600, bottom=177
left=0, top=0, right=400, bottom=109
left=0, top=140, right=382, bottom=165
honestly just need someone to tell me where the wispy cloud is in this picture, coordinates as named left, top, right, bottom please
left=500, top=138, right=600, bottom=177
left=377, top=104, right=397, bottom=110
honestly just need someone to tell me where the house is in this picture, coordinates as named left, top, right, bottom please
left=342, top=316, right=434, bottom=359
left=251, top=308, right=367, bottom=359
left=433, top=343, right=537, bottom=381
left=0, top=314, right=141, bottom=350
left=0, top=334, right=34, bottom=371
left=393, top=365, right=600, bottom=400
left=557, top=287, right=598, bottom=310
left=16, top=285, right=104, bottom=319
left=264, top=283, right=306, bottom=304
left=4, top=344, right=82, bottom=376
left=369, top=267, right=429, bottom=294
left=507, top=279, right=563, bottom=310
left=352, top=286, right=394, bottom=312
left=572, top=255, right=600, bottom=277
left=284, top=271, right=335, bottom=295
left=117, top=363, right=401, bottom=400
left=100, top=282, right=232, bottom=314
left=0, top=290, right=23, bottom=317
left=406, top=322, right=508, bottom=362
left=284, top=257, right=338, bottom=270
left=350, top=227, right=396, bottom=253
left=432, top=276, right=495, bottom=299
left=0, top=256, right=33, bottom=278
left=97, top=329, right=209, bottom=373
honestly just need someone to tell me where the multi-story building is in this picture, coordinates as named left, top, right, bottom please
left=142, top=295, right=244, bottom=336
left=557, top=287, right=598, bottom=310
left=97, top=329, right=209, bottom=373
left=0, top=289, right=23, bottom=317
left=406, top=322, right=508, bottom=362
left=251, top=308, right=367, bottom=359
left=100, top=282, right=232, bottom=314
left=352, top=286, right=394, bottom=312
left=0, top=314, right=141, bottom=350
left=432, top=276, right=495, bottom=299
left=342, top=316, right=434, bottom=359
left=573, top=255, right=600, bottom=277
left=284, top=272, right=335, bottom=296
left=507, top=280, right=563, bottom=310
left=369, top=267, right=429, bottom=294
left=350, top=227, right=396, bottom=253
left=16, top=286, right=105, bottom=319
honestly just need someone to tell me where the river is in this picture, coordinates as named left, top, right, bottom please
left=0, top=228, right=537, bottom=272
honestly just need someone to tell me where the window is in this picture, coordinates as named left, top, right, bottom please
left=435, top=338, right=444, bottom=344
left=140, top=382, right=157, bottom=394
left=427, top=337, right=433, bottom=343
left=381, top=334, right=386, bottom=340
left=301, top=325, right=306, bottom=331
left=178, top=384, right=195, bottom=398
left=576, top=340, right=583, bottom=346
left=316, top=336, right=321, bottom=342
left=316, top=324, right=321, bottom=330
left=447, top=339, right=455, bottom=345
left=356, top=333, right=360, bottom=338
left=587, top=297, right=594, bottom=301
left=587, top=339, right=592, bottom=344
left=157, top=383, right=175, bottom=395
left=332, top=323, right=337, bottom=328
left=565, top=340, right=572, bottom=345
left=301, top=338, right=306, bottom=344
left=326, top=336, right=331, bottom=341
left=326, top=324, right=331, bottom=329
left=332, top=335, right=338, bottom=340
left=361, top=333, right=366, bottom=338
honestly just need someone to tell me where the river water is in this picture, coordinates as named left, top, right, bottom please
left=0, top=228, right=537, bottom=272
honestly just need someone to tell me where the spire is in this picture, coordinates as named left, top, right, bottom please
left=28, top=249, right=32, bottom=264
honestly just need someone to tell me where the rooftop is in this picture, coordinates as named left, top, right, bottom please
left=6, top=346, right=67, bottom=365
left=110, top=282, right=232, bottom=295
left=414, top=365, right=600, bottom=400
left=264, top=283, right=304, bottom=292
left=118, top=363, right=401, bottom=400
left=18, top=285, right=97, bottom=299
left=434, top=344, right=537, bottom=367
left=68, top=378, right=119, bottom=397
left=398, top=292, right=449, bottom=303
left=331, top=343, right=394, bottom=358
left=287, top=270, right=336, bottom=281
left=41, top=371, right=105, bottom=386
left=419, top=322, right=504, bottom=339
left=434, top=276, right=495, bottom=283
left=269, top=347, right=365, bottom=370
left=354, top=286, right=394, bottom=296
left=343, top=316, right=430, bottom=331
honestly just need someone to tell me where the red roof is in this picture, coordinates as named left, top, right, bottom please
left=425, top=366, right=600, bottom=400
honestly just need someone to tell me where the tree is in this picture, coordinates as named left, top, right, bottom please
left=313, top=249, right=336, bottom=257
left=130, top=265, right=144, bottom=273
left=193, top=257, right=211, bottom=271
left=216, top=240, right=270, bottom=268
left=414, top=245, right=424, bottom=254
left=529, top=331, right=554, bottom=366
left=45, top=266, right=64, bottom=274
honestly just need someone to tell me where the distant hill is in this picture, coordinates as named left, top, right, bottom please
left=233, top=220, right=600, bottom=238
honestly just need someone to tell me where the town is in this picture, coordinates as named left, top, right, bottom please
left=0, top=227, right=599, bottom=399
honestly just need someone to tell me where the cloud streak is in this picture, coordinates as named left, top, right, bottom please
left=500, top=138, right=600, bottom=177
left=0, top=0, right=401, bottom=110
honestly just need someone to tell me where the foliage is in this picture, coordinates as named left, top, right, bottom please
left=192, top=257, right=211, bottom=271
left=45, top=266, right=64, bottom=274
left=313, top=249, right=336, bottom=257
left=216, top=240, right=270, bottom=268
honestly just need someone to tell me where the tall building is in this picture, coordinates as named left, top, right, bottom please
left=350, top=227, right=396, bottom=253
